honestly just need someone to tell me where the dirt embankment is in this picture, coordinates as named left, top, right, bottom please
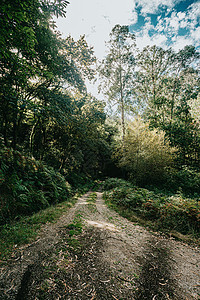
left=0, top=192, right=199, bottom=299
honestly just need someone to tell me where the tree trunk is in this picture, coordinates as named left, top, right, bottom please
left=2, top=111, right=9, bottom=147
left=29, top=118, right=39, bottom=155
left=11, top=120, right=17, bottom=150
left=119, top=64, right=125, bottom=148
left=169, top=78, right=177, bottom=141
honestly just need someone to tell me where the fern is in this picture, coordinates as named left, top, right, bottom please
left=0, top=148, right=71, bottom=225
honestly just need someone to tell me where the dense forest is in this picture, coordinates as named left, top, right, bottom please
left=0, top=0, right=199, bottom=237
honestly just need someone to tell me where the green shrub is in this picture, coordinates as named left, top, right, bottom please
left=0, top=148, right=72, bottom=224
left=101, top=177, right=133, bottom=190
left=114, top=118, right=175, bottom=185
left=66, top=172, right=94, bottom=192
left=102, top=178, right=200, bottom=236
left=160, top=196, right=200, bottom=234
left=174, top=166, right=200, bottom=194
left=163, top=166, right=200, bottom=195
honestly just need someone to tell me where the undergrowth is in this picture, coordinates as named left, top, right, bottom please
left=0, top=148, right=72, bottom=225
left=101, top=178, right=200, bottom=241
left=0, top=147, right=96, bottom=260
left=86, top=192, right=97, bottom=212
left=0, top=196, right=78, bottom=261
left=86, top=192, right=97, bottom=203
left=64, top=215, right=83, bottom=254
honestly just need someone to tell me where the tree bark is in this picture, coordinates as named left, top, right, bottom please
left=119, top=63, right=125, bottom=148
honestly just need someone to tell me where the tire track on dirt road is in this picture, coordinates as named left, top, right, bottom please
left=0, top=191, right=199, bottom=299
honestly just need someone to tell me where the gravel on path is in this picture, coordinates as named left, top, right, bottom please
left=0, top=191, right=199, bottom=299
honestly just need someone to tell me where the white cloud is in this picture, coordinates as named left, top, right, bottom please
left=135, top=15, right=168, bottom=49
left=55, top=0, right=136, bottom=58
left=191, top=27, right=200, bottom=43
left=169, top=12, right=180, bottom=33
left=134, top=1, right=200, bottom=51
left=156, top=11, right=187, bottom=35
left=131, top=10, right=139, bottom=24
left=179, top=19, right=190, bottom=29
left=188, top=1, right=200, bottom=24
left=136, top=32, right=167, bottom=49
left=135, top=0, right=200, bottom=52
left=172, top=36, right=194, bottom=51
left=135, top=0, right=182, bottom=15
left=152, top=33, right=168, bottom=45
left=177, top=12, right=185, bottom=20
left=142, top=16, right=154, bottom=33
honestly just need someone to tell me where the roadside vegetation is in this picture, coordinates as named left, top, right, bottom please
left=0, top=197, right=77, bottom=261
left=102, top=178, right=200, bottom=242
left=0, top=148, right=72, bottom=225
left=0, top=147, right=94, bottom=260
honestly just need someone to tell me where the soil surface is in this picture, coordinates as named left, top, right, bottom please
left=0, top=192, right=199, bottom=299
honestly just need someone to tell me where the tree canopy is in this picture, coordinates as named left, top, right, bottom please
left=0, top=0, right=115, bottom=179
left=1, top=9, right=200, bottom=197
left=98, top=24, right=136, bottom=144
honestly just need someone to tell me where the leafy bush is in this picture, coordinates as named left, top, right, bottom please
left=160, top=196, right=200, bottom=234
left=101, top=177, right=133, bottom=190
left=66, top=172, right=94, bottom=193
left=102, top=178, right=200, bottom=236
left=0, top=148, right=72, bottom=224
left=114, top=118, right=175, bottom=185
left=171, top=166, right=200, bottom=194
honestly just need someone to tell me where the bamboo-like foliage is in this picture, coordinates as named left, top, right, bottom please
left=116, top=118, right=175, bottom=184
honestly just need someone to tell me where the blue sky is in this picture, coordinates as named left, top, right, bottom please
left=54, top=0, right=200, bottom=97
left=55, top=0, right=200, bottom=59
left=130, top=0, right=200, bottom=51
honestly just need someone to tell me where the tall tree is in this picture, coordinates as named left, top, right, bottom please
left=135, top=45, right=174, bottom=124
left=135, top=45, right=200, bottom=167
left=0, top=0, right=97, bottom=157
left=0, top=0, right=69, bottom=149
left=98, top=25, right=136, bottom=145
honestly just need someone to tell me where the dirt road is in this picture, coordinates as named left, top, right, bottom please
left=0, top=192, right=199, bottom=299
